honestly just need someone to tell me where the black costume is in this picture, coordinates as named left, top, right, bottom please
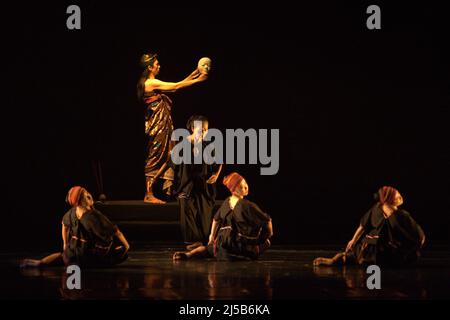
left=207, top=197, right=271, bottom=260
left=346, top=204, right=425, bottom=265
left=173, top=141, right=219, bottom=244
left=62, top=208, right=128, bottom=266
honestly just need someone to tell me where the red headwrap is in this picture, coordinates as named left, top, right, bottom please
left=66, top=186, right=86, bottom=207
left=223, top=172, right=244, bottom=193
left=378, top=186, right=399, bottom=205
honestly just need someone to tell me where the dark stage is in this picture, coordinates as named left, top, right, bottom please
left=3, top=2, right=450, bottom=311
left=3, top=244, right=450, bottom=300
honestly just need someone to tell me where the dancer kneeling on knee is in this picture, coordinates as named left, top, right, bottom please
left=173, top=172, right=273, bottom=261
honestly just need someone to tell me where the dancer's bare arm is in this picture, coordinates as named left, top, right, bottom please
left=145, top=74, right=207, bottom=92
left=266, top=219, right=273, bottom=238
left=115, top=229, right=130, bottom=253
left=346, top=225, right=364, bottom=252
left=208, top=220, right=219, bottom=244
left=62, top=224, right=69, bottom=250
left=182, top=68, right=201, bottom=81
left=207, top=164, right=223, bottom=184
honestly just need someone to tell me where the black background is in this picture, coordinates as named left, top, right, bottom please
left=3, top=1, right=449, bottom=250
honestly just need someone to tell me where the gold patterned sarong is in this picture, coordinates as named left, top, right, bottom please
left=143, top=91, right=174, bottom=185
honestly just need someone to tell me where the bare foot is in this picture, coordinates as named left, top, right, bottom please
left=313, top=257, right=334, bottom=266
left=144, top=193, right=166, bottom=204
left=20, top=259, right=41, bottom=268
left=186, top=242, right=203, bottom=251
left=173, top=252, right=189, bottom=261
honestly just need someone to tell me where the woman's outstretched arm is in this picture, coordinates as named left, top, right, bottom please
left=146, top=73, right=207, bottom=92
left=182, top=68, right=201, bottom=82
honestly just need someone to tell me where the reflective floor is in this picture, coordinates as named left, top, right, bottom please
left=2, top=245, right=450, bottom=300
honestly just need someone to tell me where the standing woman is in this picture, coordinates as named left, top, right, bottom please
left=137, top=53, right=208, bottom=204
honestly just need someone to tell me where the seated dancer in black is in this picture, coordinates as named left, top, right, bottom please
left=20, top=186, right=130, bottom=267
left=314, top=186, right=425, bottom=266
left=173, top=172, right=273, bottom=261
left=172, top=115, right=222, bottom=250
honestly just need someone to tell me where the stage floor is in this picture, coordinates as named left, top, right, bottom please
left=2, top=245, right=450, bottom=300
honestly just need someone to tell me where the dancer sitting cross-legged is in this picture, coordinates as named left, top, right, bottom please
left=173, top=172, right=273, bottom=261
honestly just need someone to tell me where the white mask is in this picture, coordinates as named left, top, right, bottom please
left=198, top=57, right=212, bottom=74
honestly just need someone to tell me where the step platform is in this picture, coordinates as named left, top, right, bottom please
left=94, top=200, right=224, bottom=243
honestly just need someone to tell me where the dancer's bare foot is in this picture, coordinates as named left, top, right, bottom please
left=145, top=177, right=166, bottom=204
left=144, top=193, right=166, bottom=204
left=314, top=252, right=346, bottom=266
left=186, top=242, right=203, bottom=251
left=313, top=257, right=334, bottom=266
left=173, top=252, right=189, bottom=260
left=20, top=259, right=41, bottom=268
